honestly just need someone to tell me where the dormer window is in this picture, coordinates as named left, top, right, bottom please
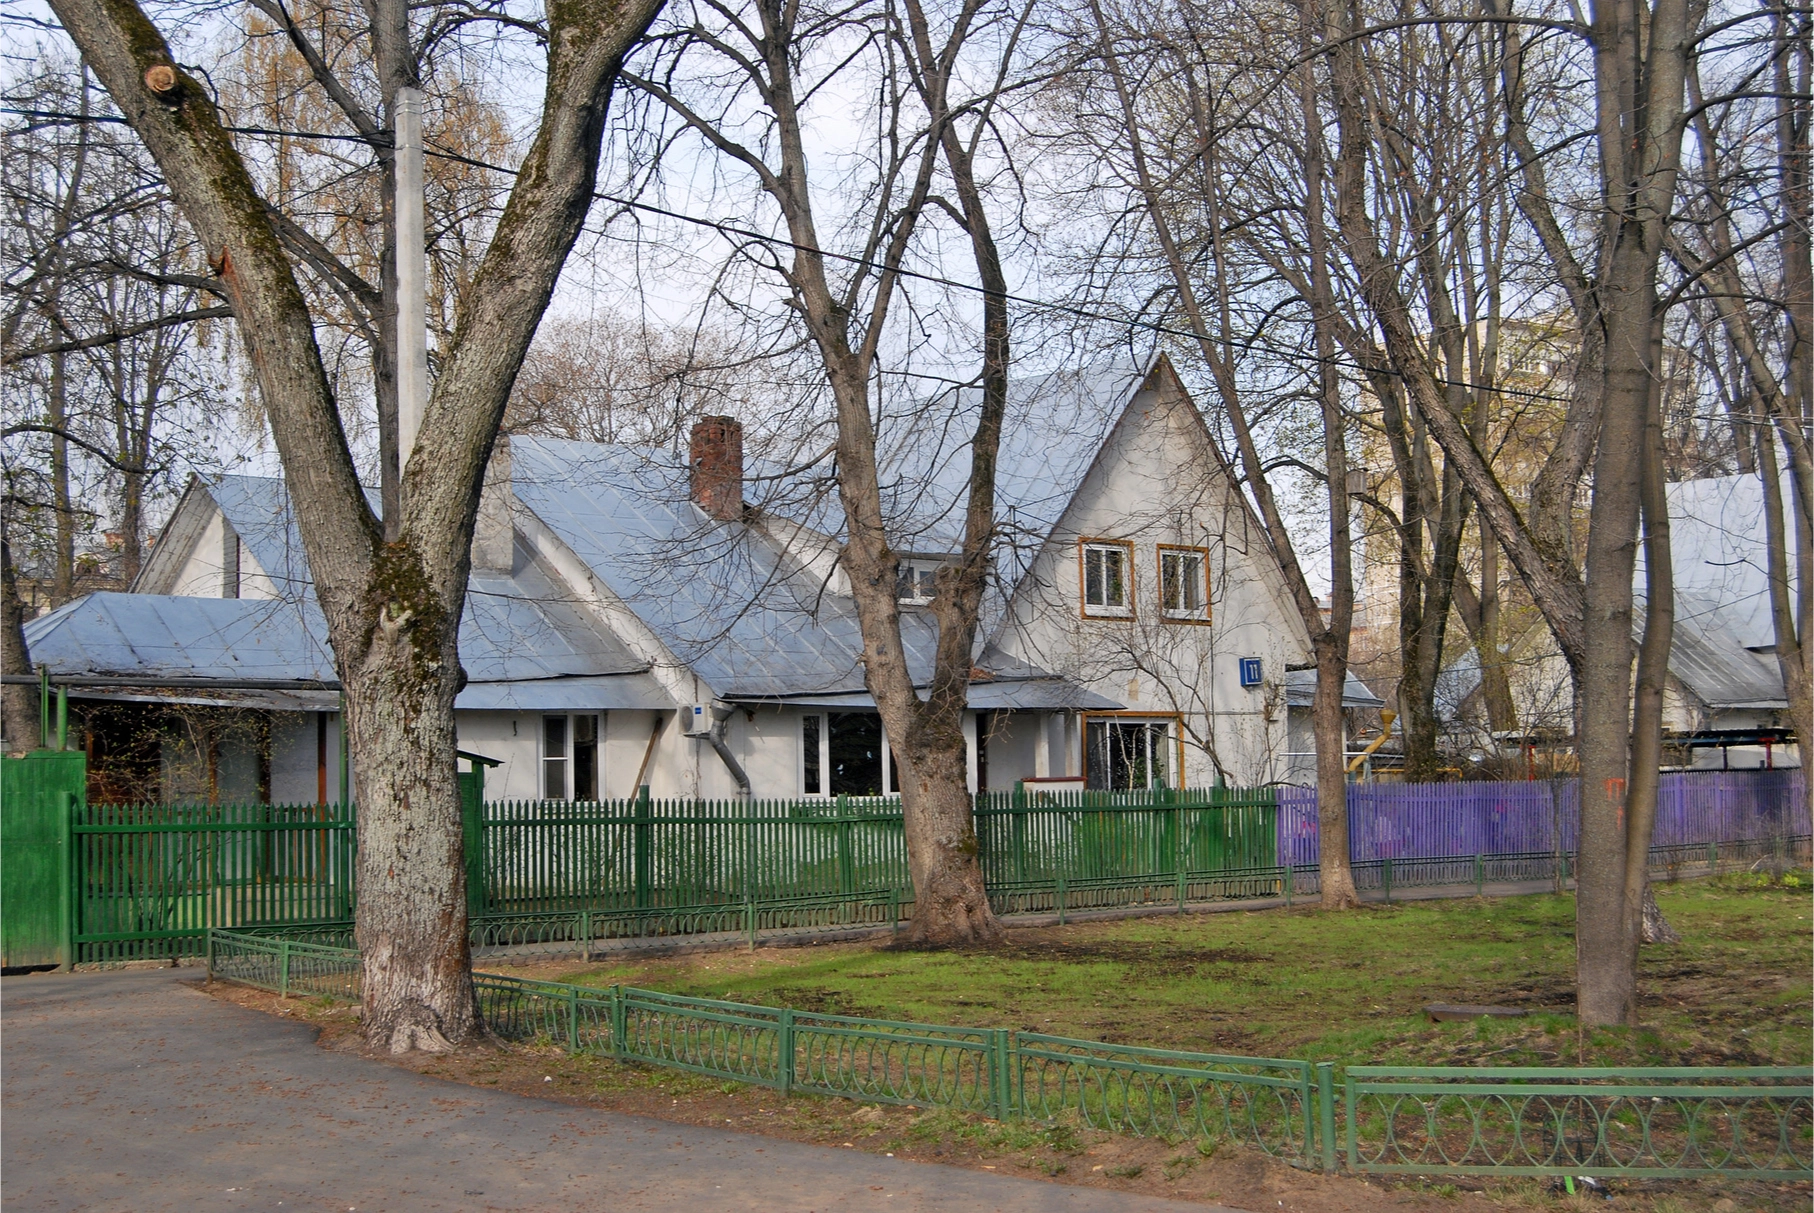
left=1158, top=545, right=1210, bottom=622
left=1080, top=539, right=1134, bottom=618
left=895, top=557, right=943, bottom=605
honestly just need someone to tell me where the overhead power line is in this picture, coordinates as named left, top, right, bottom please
left=4, top=103, right=1577, bottom=405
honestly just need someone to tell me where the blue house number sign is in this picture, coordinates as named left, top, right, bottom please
left=1238, top=657, right=1264, bottom=688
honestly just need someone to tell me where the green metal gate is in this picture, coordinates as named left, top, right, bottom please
left=1, top=749, right=84, bottom=968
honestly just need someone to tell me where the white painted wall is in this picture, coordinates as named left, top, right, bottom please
left=265, top=710, right=345, bottom=804
left=165, top=507, right=278, bottom=599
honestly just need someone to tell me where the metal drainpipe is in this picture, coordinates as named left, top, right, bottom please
left=702, top=703, right=752, bottom=798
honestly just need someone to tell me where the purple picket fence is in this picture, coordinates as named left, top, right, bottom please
left=1276, top=768, right=1807, bottom=870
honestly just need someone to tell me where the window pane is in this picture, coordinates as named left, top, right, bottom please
left=1104, top=549, right=1125, bottom=606
left=1161, top=552, right=1180, bottom=611
left=802, top=715, right=821, bottom=794
left=1148, top=722, right=1171, bottom=788
left=574, top=715, right=597, bottom=801
left=1085, top=549, right=1103, bottom=605
left=828, top=712, right=883, bottom=796
left=1183, top=554, right=1202, bottom=611
left=895, top=564, right=915, bottom=600
left=544, top=716, right=568, bottom=800
left=1085, top=720, right=1110, bottom=789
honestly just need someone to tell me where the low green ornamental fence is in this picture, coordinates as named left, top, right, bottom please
left=206, top=929, right=1812, bottom=1182
left=1345, top=1066, right=1814, bottom=1180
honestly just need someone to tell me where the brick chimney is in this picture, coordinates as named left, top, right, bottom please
left=690, top=416, right=744, bottom=521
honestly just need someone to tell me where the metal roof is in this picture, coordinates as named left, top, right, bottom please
left=1635, top=474, right=1794, bottom=710
left=737, top=677, right=1123, bottom=712
left=1283, top=668, right=1386, bottom=709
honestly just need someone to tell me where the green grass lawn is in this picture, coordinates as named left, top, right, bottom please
left=515, top=871, right=1812, bottom=1071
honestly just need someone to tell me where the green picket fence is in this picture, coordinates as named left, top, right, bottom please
left=45, top=778, right=1280, bottom=963
left=205, top=928, right=1813, bottom=1182
left=73, top=799, right=355, bottom=963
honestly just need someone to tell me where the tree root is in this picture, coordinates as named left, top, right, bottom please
left=372, top=1002, right=457, bottom=1054
left=1640, top=886, right=1682, bottom=945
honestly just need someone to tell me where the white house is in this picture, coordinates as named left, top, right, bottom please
left=25, top=358, right=1376, bottom=803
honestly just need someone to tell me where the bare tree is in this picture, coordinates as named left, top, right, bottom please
left=47, top=0, right=663, bottom=1047
left=625, top=0, right=1034, bottom=944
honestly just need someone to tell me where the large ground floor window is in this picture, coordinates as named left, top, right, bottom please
left=1085, top=716, right=1176, bottom=790
left=801, top=712, right=898, bottom=796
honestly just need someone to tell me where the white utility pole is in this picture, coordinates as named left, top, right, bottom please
left=394, top=87, right=428, bottom=469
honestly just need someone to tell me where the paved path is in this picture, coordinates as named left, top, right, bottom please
left=3, top=969, right=1237, bottom=1213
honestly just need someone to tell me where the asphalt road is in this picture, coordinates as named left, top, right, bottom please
left=2, top=968, right=1240, bottom=1213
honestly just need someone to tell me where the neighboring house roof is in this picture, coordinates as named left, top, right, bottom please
left=1638, top=473, right=1793, bottom=712
left=1433, top=471, right=1794, bottom=721
left=1283, top=668, right=1386, bottom=709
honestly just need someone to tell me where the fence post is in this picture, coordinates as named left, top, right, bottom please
left=1174, top=801, right=1186, bottom=909
left=278, top=938, right=291, bottom=999
left=1056, top=873, right=1066, bottom=926
left=61, top=789, right=77, bottom=970
left=1708, top=839, right=1718, bottom=875
left=635, top=785, right=653, bottom=912
left=567, top=984, right=580, bottom=1053
left=992, top=1029, right=1013, bottom=1120
left=889, top=886, right=900, bottom=942
left=610, top=985, right=626, bottom=1059
left=579, top=909, right=592, bottom=963
left=1316, top=1062, right=1336, bottom=1172
left=1382, top=857, right=1392, bottom=904
left=778, top=1007, right=795, bottom=1096
left=745, top=895, right=757, bottom=951
left=1343, top=1070, right=1358, bottom=1172
left=1474, top=852, right=1484, bottom=898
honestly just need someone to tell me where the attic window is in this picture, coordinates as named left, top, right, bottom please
left=896, top=558, right=941, bottom=605
left=1079, top=539, right=1134, bottom=618
left=1158, top=545, right=1209, bottom=622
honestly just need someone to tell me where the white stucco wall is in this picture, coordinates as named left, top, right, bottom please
left=166, top=507, right=279, bottom=599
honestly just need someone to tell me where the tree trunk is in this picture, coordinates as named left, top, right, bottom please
left=1574, top=237, right=1651, bottom=1027
left=1314, top=636, right=1359, bottom=908
left=346, top=605, right=474, bottom=1051
left=49, top=349, right=75, bottom=605
left=1, top=534, right=39, bottom=754
left=892, top=731, right=999, bottom=947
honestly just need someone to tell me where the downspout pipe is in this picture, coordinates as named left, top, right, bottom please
left=702, top=702, right=751, bottom=799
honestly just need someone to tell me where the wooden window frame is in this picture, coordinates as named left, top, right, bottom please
left=1077, top=538, right=1136, bottom=619
left=1081, top=711, right=1188, bottom=790
left=1156, top=544, right=1212, bottom=625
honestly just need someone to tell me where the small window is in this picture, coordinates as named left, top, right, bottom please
left=543, top=714, right=600, bottom=801
left=895, top=558, right=941, bottom=605
left=1080, top=540, right=1134, bottom=618
left=1158, top=545, right=1209, bottom=622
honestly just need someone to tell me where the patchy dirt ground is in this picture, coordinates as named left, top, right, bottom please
left=201, top=980, right=1809, bottom=1213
